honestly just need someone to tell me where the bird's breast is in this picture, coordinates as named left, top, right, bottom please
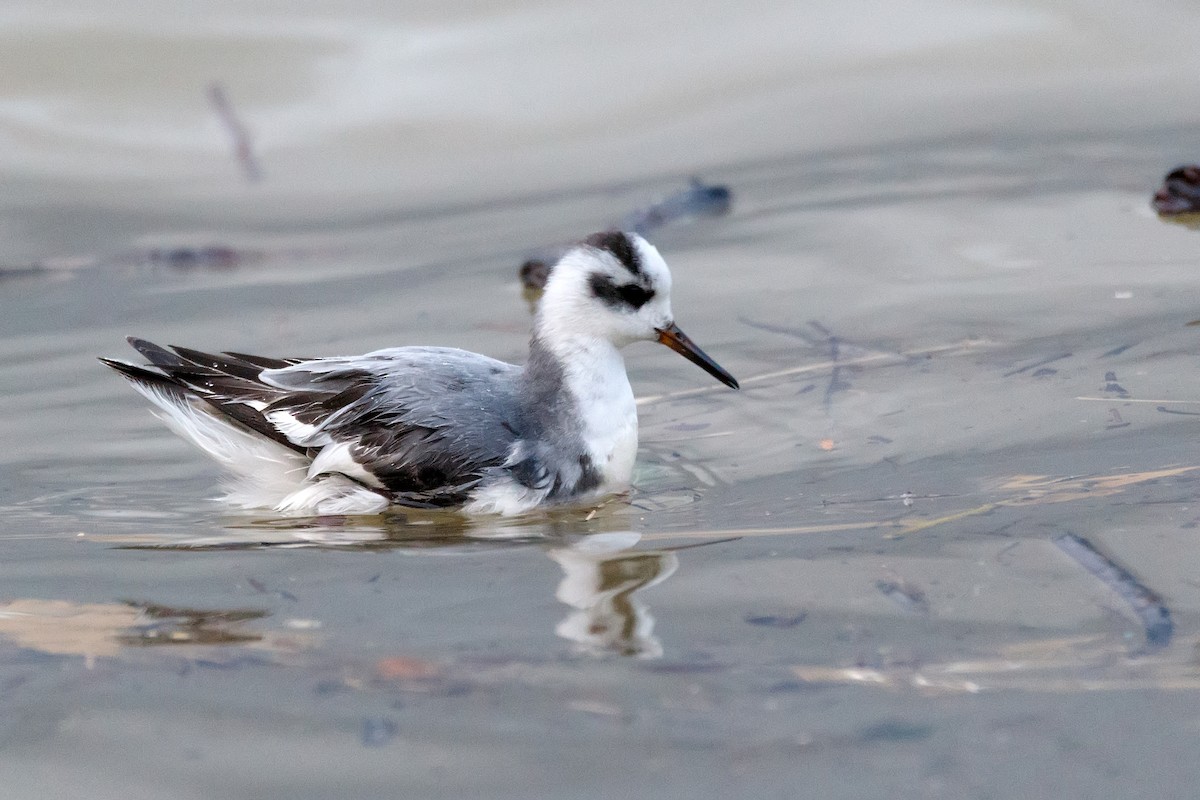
left=579, top=386, right=638, bottom=492
left=555, top=339, right=640, bottom=494
left=601, top=415, right=639, bottom=490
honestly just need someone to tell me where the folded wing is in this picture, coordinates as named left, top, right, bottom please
left=102, top=338, right=525, bottom=510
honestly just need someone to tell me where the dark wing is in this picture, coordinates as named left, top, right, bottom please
left=259, top=346, right=524, bottom=505
left=101, top=337, right=309, bottom=453
left=103, top=338, right=526, bottom=508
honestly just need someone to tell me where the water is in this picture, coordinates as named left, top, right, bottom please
left=5, top=2, right=1200, bottom=797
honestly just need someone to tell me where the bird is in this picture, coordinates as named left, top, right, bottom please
left=100, top=231, right=739, bottom=517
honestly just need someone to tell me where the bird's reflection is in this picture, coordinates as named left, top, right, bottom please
left=113, top=503, right=628, bottom=550
left=107, top=513, right=697, bottom=660
left=547, top=532, right=678, bottom=659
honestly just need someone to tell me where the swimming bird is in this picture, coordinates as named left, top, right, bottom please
left=100, top=231, right=739, bottom=516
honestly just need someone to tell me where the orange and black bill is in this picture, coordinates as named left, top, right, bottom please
left=656, top=323, right=739, bottom=389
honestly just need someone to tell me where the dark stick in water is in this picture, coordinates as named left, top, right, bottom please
left=208, top=82, right=262, bottom=182
left=1002, top=352, right=1072, bottom=377
left=1156, top=406, right=1200, bottom=417
left=621, top=178, right=732, bottom=234
left=519, top=178, right=732, bottom=291
left=1052, top=532, right=1172, bottom=652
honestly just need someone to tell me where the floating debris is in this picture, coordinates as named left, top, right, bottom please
left=119, top=601, right=268, bottom=647
left=1156, top=405, right=1200, bottom=417
left=1152, top=165, right=1200, bottom=216
left=566, top=699, right=624, bottom=717
left=518, top=178, right=732, bottom=291
left=1002, top=352, right=1071, bottom=378
left=857, top=720, right=934, bottom=743
left=621, top=177, right=732, bottom=235
left=0, top=597, right=312, bottom=665
left=1105, top=409, right=1130, bottom=429
left=246, top=577, right=298, bottom=602
left=744, top=611, right=807, bottom=628
left=0, top=264, right=52, bottom=282
left=1052, top=532, right=1173, bottom=651
left=144, top=245, right=245, bottom=270
left=208, top=82, right=262, bottom=182
left=1102, top=371, right=1130, bottom=398
left=737, top=317, right=892, bottom=411
left=792, top=632, right=1198, bottom=693
left=360, top=717, right=398, bottom=747
left=0, top=256, right=101, bottom=282
left=0, top=244, right=272, bottom=287
left=374, top=656, right=443, bottom=682
left=875, top=578, right=929, bottom=616
left=518, top=258, right=552, bottom=292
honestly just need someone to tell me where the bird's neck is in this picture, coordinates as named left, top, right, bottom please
left=523, top=334, right=638, bottom=484
left=525, top=332, right=630, bottom=410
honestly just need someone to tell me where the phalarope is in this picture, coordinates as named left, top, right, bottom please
left=101, top=231, right=739, bottom=516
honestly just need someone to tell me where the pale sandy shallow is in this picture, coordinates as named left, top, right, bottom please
left=3, top=2, right=1200, bottom=798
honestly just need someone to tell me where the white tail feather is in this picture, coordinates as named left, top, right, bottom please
left=128, top=380, right=390, bottom=514
left=274, top=479, right=389, bottom=515
left=128, top=381, right=310, bottom=509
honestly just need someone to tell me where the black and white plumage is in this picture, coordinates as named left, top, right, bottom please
left=101, top=231, right=739, bottom=516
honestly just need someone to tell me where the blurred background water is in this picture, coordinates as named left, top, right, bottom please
left=4, top=1, right=1200, bottom=798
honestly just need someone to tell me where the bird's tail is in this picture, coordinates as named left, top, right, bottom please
left=100, top=355, right=310, bottom=509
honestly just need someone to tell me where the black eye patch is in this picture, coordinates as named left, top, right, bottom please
left=589, top=273, right=656, bottom=310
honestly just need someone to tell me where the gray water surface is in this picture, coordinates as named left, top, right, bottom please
left=5, top=3, right=1200, bottom=798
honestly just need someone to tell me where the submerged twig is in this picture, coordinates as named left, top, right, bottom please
left=875, top=577, right=929, bottom=615
left=1053, top=532, right=1173, bottom=652
left=636, top=339, right=992, bottom=406
left=208, top=82, right=262, bottom=182
left=1076, top=397, right=1200, bottom=405
left=1100, top=343, right=1135, bottom=357
left=518, top=179, right=732, bottom=291
left=1101, top=371, right=1130, bottom=398
left=621, top=177, right=732, bottom=234
left=659, top=536, right=742, bottom=552
left=807, top=321, right=851, bottom=413
left=1156, top=406, right=1200, bottom=417
left=1002, top=352, right=1072, bottom=377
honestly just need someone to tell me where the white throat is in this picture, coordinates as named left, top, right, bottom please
left=555, top=335, right=639, bottom=490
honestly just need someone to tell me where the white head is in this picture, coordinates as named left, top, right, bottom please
left=539, top=231, right=673, bottom=347
left=537, top=231, right=738, bottom=389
